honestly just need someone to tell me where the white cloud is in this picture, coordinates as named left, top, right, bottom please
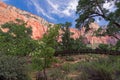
left=47, top=0, right=78, bottom=17
left=62, top=0, right=78, bottom=16
left=28, top=0, right=56, bottom=20
left=47, top=0, right=59, bottom=11
left=103, top=1, right=117, bottom=12
left=26, top=0, right=79, bottom=23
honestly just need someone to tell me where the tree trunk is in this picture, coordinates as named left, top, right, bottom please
left=43, top=68, right=47, bottom=80
left=36, top=71, right=44, bottom=80
left=43, top=55, right=47, bottom=80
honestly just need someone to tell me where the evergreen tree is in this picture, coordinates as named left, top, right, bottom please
left=60, top=22, right=73, bottom=50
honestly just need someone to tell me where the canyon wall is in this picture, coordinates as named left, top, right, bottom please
left=0, top=1, right=119, bottom=45
left=0, top=1, right=52, bottom=39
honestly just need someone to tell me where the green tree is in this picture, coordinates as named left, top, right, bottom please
left=114, top=40, right=120, bottom=50
left=76, top=0, right=120, bottom=39
left=98, top=44, right=110, bottom=50
left=31, top=24, right=60, bottom=80
left=59, top=22, right=88, bottom=51
left=60, top=22, right=73, bottom=50
left=0, top=19, right=38, bottom=56
left=71, top=37, right=88, bottom=50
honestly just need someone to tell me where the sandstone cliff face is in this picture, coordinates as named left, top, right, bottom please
left=0, top=1, right=119, bottom=45
left=0, top=1, right=51, bottom=39
left=82, top=23, right=118, bottom=45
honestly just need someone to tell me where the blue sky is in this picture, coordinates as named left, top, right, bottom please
left=1, top=0, right=117, bottom=27
left=1, top=0, right=79, bottom=27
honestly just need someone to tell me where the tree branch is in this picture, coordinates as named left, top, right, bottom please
left=95, top=0, right=105, bottom=15
left=94, top=12, right=120, bottom=28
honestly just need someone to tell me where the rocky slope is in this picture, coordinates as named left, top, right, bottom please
left=0, top=1, right=119, bottom=45
left=0, top=1, right=51, bottom=39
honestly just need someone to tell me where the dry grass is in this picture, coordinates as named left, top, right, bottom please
left=30, top=54, right=109, bottom=80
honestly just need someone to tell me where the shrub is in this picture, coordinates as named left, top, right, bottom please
left=48, top=68, right=66, bottom=80
left=75, top=56, right=120, bottom=80
left=60, top=63, right=74, bottom=74
left=79, top=63, right=112, bottom=80
left=98, top=44, right=110, bottom=50
left=114, top=40, right=120, bottom=51
left=0, top=54, right=30, bottom=80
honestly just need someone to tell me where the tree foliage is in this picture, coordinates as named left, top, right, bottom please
left=58, top=22, right=88, bottom=51
left=115, top=40, right=120, bottom=50
left=60, top=22, right=73, bottom=50
left=76, top=0, right=120, bottom=38
left=98, top=44, right=110, bottom=50
left=0, top=19, right=38, bottom=56
left=112, top=40, right=120, bottom=50
left=31, top=25, right=60, bottom=70
left=31, top=24, right=60, bottom=80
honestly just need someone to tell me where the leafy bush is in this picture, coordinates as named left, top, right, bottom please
left=114, top=40, right=120, bottom=51
left=98, top=44, right=110, bottom=50
left=78, top=63, right=112, bottom=80
left=0, top=54, right=30, bottom=80
left=49, top=68, right=66, bottom=80
left=60, top=63, right=73, bottom=74
left=75, top=56, right=120, bottom=80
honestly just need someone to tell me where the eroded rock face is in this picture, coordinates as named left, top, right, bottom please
left=0, top=1, right=51, bottom=39
left=0, top=1, right=119, bottom=45
left=82, top=23, right=118, bottom=45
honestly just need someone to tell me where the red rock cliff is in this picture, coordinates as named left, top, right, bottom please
left=0, top=1, right=119, bottom=46
left=0, top=1, right=52, bottom=39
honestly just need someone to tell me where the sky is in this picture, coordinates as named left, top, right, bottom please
left=1, top=0, right=117, bottom=27
left=1, top=0, right=79, bottom=27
